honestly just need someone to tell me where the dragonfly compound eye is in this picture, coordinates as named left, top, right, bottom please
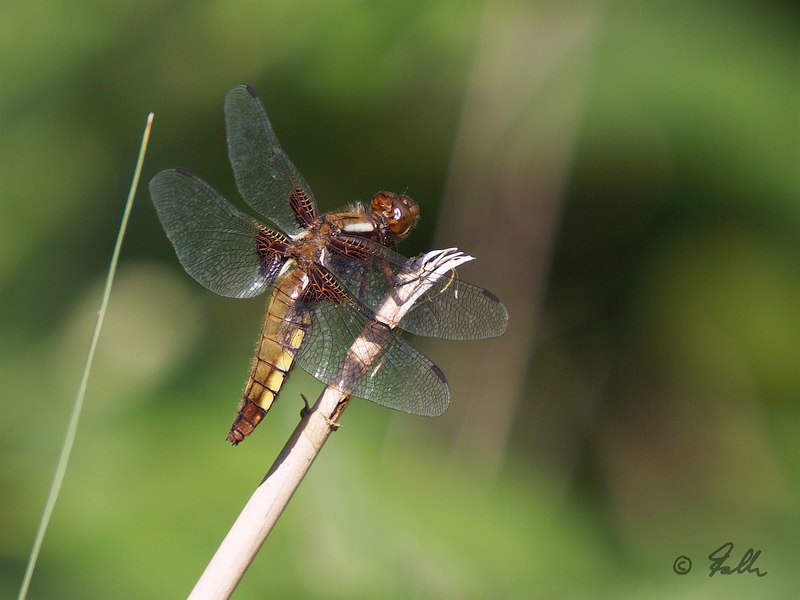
left=370, top=191, right=420, bottom=242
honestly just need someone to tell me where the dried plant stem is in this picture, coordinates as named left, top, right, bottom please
left=188, top=248, right=474, bottom=600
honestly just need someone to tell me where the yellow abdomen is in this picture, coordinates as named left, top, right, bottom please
left=227, top=267, right=310, bottom=444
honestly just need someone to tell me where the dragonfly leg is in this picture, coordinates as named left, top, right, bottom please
left=325, top=416, right=342, bottom=431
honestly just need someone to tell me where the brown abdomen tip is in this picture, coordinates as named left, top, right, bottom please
left=227, top=430, right=245, bottom=445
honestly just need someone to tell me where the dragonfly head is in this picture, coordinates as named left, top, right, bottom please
left=370, top=191, right=420, bottom=243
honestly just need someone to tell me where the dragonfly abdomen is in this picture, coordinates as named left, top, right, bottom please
left=227, top=268, right=311, bottom=445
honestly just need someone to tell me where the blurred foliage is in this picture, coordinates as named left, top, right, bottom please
left=1, top=1, right=798, bottom=598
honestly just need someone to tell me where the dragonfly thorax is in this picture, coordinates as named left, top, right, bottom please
left=288, top=219, right=336, bottom=270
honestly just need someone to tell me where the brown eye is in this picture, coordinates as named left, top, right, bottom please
left=371, top=191, right=419, bottom=241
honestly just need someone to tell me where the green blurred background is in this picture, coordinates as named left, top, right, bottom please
left=2, top=1, right=798, bottom=598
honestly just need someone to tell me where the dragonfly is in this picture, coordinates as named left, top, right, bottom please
left=149, top=84, right=508, bottom=445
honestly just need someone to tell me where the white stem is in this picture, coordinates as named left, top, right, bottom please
left=188, top=248, right=473, bottom=600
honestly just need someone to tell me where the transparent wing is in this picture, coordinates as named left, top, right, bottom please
left=224, top=84, right=317, bottom=236
left=296, top=302, right=450, bottom=416
left=325, top=240, right=509, bottom=340
left=149, top=168, right=283, bottom=299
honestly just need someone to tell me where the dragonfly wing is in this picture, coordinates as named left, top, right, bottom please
left=325, top=241, right=508, bottom=340
left=224, top=84, right=317, bottom=235
left=296, top=301, right=450, bottom=417
left=397, top=274, right=509, bottom=340
left=149, top=168, right=282, bottom=299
